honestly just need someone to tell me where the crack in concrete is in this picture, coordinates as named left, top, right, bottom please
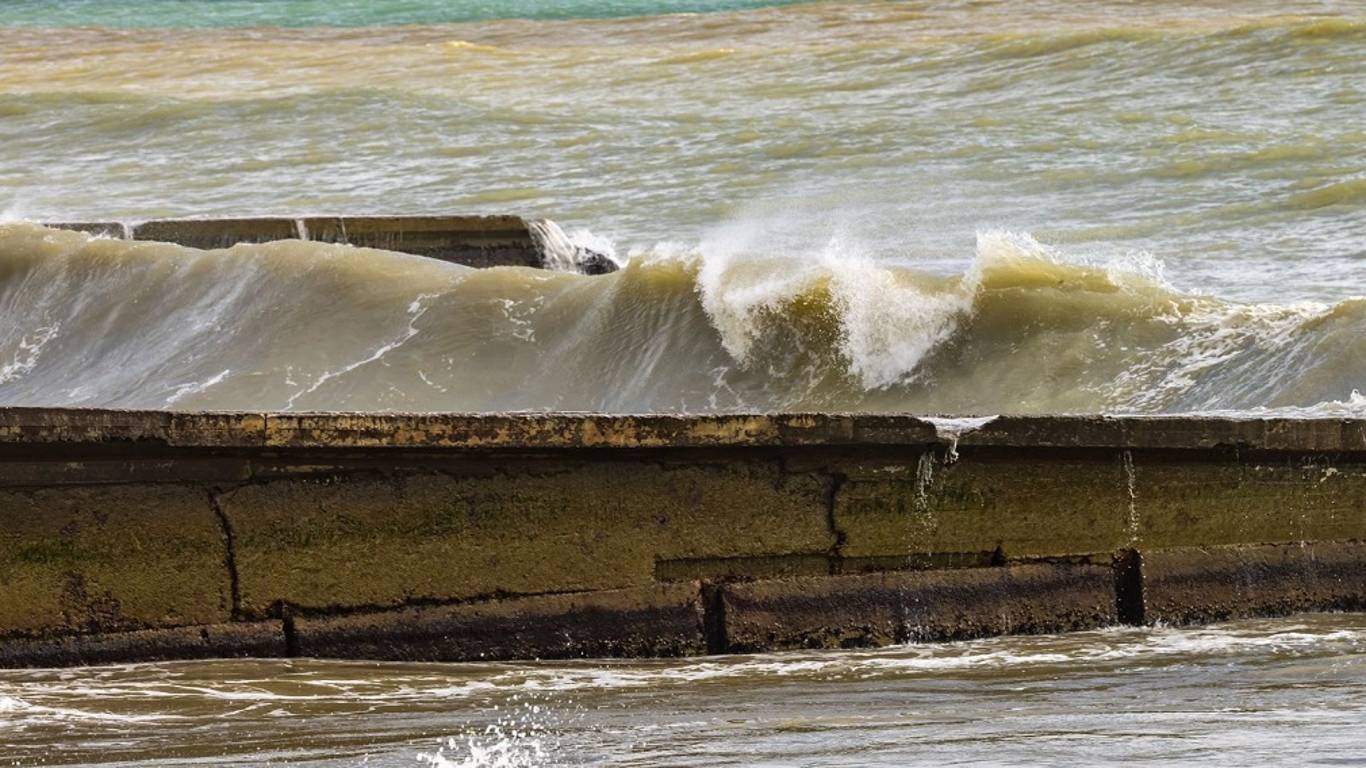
left=824, top=471, right=849, bottom=573
left=207, top=489, right=242, bottom=621
left=1114, top=549, right=1146, bottom=626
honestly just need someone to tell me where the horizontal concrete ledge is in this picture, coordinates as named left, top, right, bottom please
left=720, top=562, right=1118, bottom=651
left=295, top=584, right=706, bottom=662
left=0, top=621, right=285, bottom=668
left=0, top=409, right=1362, bottom=452
left=1143, top=542, right=1366, bottom=625
left=42, top=215, right=618, bottom=275
left=2, top=543, right=1360, bottom=667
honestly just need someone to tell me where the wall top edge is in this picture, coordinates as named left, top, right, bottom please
left=0, top=408, right=1360, bottom=452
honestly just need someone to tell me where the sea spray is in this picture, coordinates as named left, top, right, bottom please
left=0, top=222, right=1361, bottom=415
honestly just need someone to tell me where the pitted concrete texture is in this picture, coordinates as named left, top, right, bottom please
left=220, top=461, right=833, bottom=615
left=0, top=621, right=285, bottom=668
left=717, top=563, right=1117, bottom=652
left=0, top=408, right=1362, bottom=452
left=1142, top=542, right=1366, bottom=625
left=294, top=584, right=705, bottom=662
left=834, top=454, right=1135, bottom=560
left=0, top=485, right=230, bottom=637
left=1134, top=461, right=1366, bottom=549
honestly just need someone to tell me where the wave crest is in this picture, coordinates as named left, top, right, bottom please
left=0, top=222, right=1360, bottom=415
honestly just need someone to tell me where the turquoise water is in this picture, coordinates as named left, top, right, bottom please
left=0, top=0, right=806, bottom=27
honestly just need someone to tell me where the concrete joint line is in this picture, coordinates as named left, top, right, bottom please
left=824, top=471, right=849, bottom=572
left=207, top=489, right=242, bottom=621
left=700, top=582, right=729, bottom=655
left=1113, top=549, right=1146, bottom=625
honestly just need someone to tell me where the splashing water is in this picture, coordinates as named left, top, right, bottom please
left=2, top=616, right=1364, bottom=766
left=0, top=221, right=1361, bottom=415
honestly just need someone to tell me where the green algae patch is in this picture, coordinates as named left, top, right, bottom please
left=0, top=485, right=230, bottom=637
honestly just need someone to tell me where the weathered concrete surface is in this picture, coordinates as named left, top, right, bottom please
left=717, top=563, right=1117, bottom=651
left=0, top=408, right=1360, bottom=667
left=222, top=461, right=832, bottom=615
left=134, top=217, right=300, bottom=248
left=3, top=409, right=1360, bottom=451
left=1142, top=542, right=1366, bottom=625
left=42, top=216, right=618, bottom=274
left=834, top=454, right=1134, bottom=562
left=300, top=215, right=536, bottom=268
left=0, top=485, right=230, bottom=637
left=294, top=584, right=705, bottom=661
left=0, top=621, right=285, bottom=668
left=1135, top=460, right=1366, bottom=548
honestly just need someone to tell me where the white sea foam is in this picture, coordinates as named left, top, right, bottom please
left=695, top=219, right=978, bottom=389
left=0, top=324, right=59, bottom=385
left=164, top=368, right=231, bottom=405
left=418, top=732, right=548, bottom=768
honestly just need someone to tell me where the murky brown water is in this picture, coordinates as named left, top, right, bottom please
left=3, top=615, right=1363, bottom=767
left=4, top=0, right=1366, bottom=416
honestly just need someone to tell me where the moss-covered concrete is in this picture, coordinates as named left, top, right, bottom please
left=834, top=453, right=1134, bottom=560
left=1135, top=460, right=1366, bottom=548
left=294, top=584, right=705, bottom=661
left=719, top=563, right=1116, bottom=651
left=0, top=485, right=230, bottom=637
left=222, top=461, right=832, bottom=615
left=0, top=408, right=1360, bottom=666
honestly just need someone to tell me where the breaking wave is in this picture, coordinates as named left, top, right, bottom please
left=0, top=222, right=1361, bottom=415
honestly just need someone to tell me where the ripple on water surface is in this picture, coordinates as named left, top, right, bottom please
left=1, top=614, right=1363, bottom=766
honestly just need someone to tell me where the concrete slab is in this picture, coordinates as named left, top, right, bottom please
left=1143, top=542, right=1366, bottom=625
left=719, top=563, right=1117, bottom=652
left=294, top=584, right=704, bottom=661
left=0, top=621, right=285, bottom=668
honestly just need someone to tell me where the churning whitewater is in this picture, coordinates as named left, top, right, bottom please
left=3, top=0, right=1363, bottom=418
left=0, top=222, right=1360, bottom=415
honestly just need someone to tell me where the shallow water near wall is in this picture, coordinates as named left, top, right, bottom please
left=2, top=615, right=1363, bottom=767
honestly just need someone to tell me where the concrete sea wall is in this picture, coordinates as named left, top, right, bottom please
left=44, top=216, right=617, bottom=274
left=0, top=409, right=1361, bottom=667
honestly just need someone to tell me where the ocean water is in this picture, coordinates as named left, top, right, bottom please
left=2, top=616, right=1364, bottom=767
left=2, top=0, right=1364, bottom=415
left=0, top=0, right=813, bottom=27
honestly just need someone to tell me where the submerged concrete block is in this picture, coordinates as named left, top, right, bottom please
left=221, top=460, right=832, bottom=615
left=0, top=485, right=231, bottom=637
left=302, top=215, right=540, bottom=268
left=0, top=621, right=285, bottom=668
left=294, top=584, right=705, bottom=661
left=719, top=563, right=1116, bottom=652
left=44, top=215, right=620, bottom=272
left=1142, top=541, right=1366, bottom=625
left=133, top=217, right=300, bottom=248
